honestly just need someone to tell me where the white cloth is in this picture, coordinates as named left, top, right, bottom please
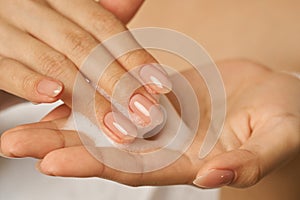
left=0, top=91, right=219, bottom=200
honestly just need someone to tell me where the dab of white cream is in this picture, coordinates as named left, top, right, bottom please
left=113, top=122, right=128, bottom=135
left=150, top=76, right=163, bottom=88
left=134, top=101, right=150, bottom=116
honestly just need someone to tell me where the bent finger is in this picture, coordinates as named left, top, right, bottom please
left=0, top=19, right=137, bottom=144
left=0, top=2, right=163, bottom=127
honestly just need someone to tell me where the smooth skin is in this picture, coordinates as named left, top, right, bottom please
left=130, top=1, right=300, bottom=199
left=1, top=60, right=299, bottom=189
left=0, top=0, right=171, bottom=143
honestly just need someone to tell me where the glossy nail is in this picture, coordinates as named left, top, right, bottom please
left=139, top=64, right=172, bottom=93
left=104, top=112, right=137, bottom=143
left=129, top=94, right=164, bottom=126
left=37, top=79, right=63, bottom=98
left=193, top=169, right=234, bottom=189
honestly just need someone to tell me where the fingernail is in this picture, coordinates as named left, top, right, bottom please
left=129, top=94, right=164, bottom=126
left=104, top=112, right=137, bottom=143
left=139, top=64, right=172, bottom=94
left=37, top=79, right=63, bottom=98
left=193, top=169, right=234, bottom=189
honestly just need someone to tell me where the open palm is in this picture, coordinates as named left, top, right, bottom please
left=1, top=60, right=299, bottom=189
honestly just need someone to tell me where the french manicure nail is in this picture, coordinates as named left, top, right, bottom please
left=104, top=112, right=137, bottom=143
left=37, top=79, right=63, bottom=98
left=193, top=169, right=234, bottom=189
left=129, top=94, right=164, bottom=126
left=139, top=64, right=172, bottom=93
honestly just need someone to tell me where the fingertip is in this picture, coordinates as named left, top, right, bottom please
left=193, top=169, right=235, bottom=189
left=36, top=78, right=64, bottom=99
left=39, top=147, right=104, bottom=177
left=195, top=149, right=262, bottom=188
left=103, top=112, right=137, bottom=144
left=139, top=64, right=172, bottom=94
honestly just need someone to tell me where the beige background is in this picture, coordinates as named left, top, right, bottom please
left=129, top=0, right=300, bottom=72
left=129, top=1, right=300, bottom=199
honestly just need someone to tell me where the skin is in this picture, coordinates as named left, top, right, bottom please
left=1, top=60, right=299, bottom=191
left=129, top=1, right=300, bottom=199
left=0, top=0, right=145, bottom=103
left=0, top=0, right=170, bottom=143
left=1, top=0, right=300, bottom=199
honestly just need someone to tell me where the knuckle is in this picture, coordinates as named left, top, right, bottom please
left=38, top=52, right=71, bottom=79
left=64, top=30, right=96, bottom=60
left=100, top=66, right=125, bottom=92
left=91, top=11, right=120, bottom=37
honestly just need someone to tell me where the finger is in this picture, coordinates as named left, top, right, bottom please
left=46, top=0, right=172, bottom=94
left=0, top=128, right=81, bottom=159
left=193, top=116, right=300, bottom=188
left=0, top=2, right=163, bottom=127
left=0, top=19, right=137, bottom=143
left=0, top=18, right=77, bottom=105
left=37, top=146, right=195, bottom=186
left=41, top=104, right=71, bottom=122
left=0, top=55, right=63, bottom=103
left=4, top=118, right=70, bottom=134
left=99, top=0, right=144, bottom=24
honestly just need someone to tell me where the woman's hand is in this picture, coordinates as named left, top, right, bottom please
left=0, top=0, right=173, bottom=143
left=1, top=60, right=299, bottom=189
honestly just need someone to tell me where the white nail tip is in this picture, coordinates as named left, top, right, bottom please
left=53, top=85, right=63, bottom=96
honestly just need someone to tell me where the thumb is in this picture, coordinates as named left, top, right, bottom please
left=192, top=149, right=261, bottom=189
left=193, top=116, right=299, bottom=189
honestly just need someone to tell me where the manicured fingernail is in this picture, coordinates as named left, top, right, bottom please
left=139, top=64, right=172, bottom=94
left=129, top=94, right=164, bottom=126
left=104, top=112, right=137, bottom=143
left=193, top=169, right=234, bottom=189
left=37, top=79, right=63, bottom=98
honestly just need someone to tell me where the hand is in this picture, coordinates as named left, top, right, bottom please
left=0, top=0, right=173, bottom=143
left=1, top=60, right=299, bottom=189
